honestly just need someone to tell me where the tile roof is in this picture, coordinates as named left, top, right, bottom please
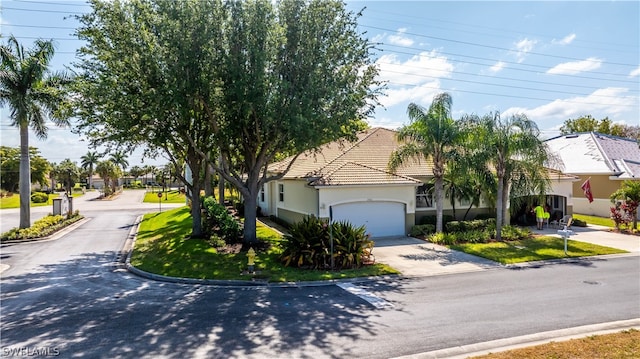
left=269, top=127, right=431, bottom=185
left=544, top=132, right=640, bottom=178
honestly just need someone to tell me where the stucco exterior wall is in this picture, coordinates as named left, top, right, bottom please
left=317, top=185, right=417, bottom=218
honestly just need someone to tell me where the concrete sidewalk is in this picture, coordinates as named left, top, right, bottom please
left=372, top=225, right=639, bottom=278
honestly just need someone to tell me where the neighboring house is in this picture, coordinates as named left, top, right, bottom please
left=545, top=132, right=640, bottom=218
left=261, top=127, right=576, bottom=237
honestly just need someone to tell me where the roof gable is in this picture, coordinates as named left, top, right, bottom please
left=544, top=132, right=640, bottom=177
left=270, top=127, right=431, bottom=185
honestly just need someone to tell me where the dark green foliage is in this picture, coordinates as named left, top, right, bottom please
left=445, top=219, right=494, bottom=233
left=202, top=196, right=242, bottom=243
left=419, top=215, right=454, bottom=226
left=474, top=213, right=495, bottom=220
left=410, top=224, right=435, bottom=237
left=30, top=192, right=49, bottom=203
left=498, top=225, right=532, bottom=241
left=280, top=216, right=373, bottom=269
left=571, top=218, right=587, bottom=227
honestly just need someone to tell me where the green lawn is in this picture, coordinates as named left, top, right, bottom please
left=142, top=190, right=188, bottom=204
left=0, top=192, right=82, bottom=209
left=131, top=207, right=399, bottom=282
left=450, top=236, right=627, bottom=264
left=572, top=213, right=616, bottom=228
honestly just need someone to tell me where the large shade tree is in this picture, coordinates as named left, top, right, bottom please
left=0, top=36, right=70, bottom=228
left=0, top=146, right=51, bottom=193
left=464, top=112, right=551, bottom=240
left=74, top=0, right=380, bottom=242
left=388, top=93, right=460, bottom=233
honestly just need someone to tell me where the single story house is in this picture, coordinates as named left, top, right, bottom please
left=544, top=132, right=640, bottom=218
left=259, top=127, right=577, bottom=237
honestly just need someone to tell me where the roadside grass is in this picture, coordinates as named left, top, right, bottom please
left=450, top=236, right=626, bottom=264
left=142, top=190, right=187, bottom=204
left=0, top=192, right=82, bottom=209
left=472, top=329, right=640, bottom=359
left=573, top=213, right=615, bottom=228
left=131, top=206, right=399, bottom=281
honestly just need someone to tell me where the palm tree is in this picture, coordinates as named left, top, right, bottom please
left=388, top=93, right=461, bottom=233
left=109, top=151, right=129, bottom=172
left=466, top=112, right=551, bottom=240
left=610, top=180, right=640, bottom=231
left=95, top=160, right=121, bottom=196
left=81, top=151, right=100, bottom=189
left=1, top=36, right=70, bottom=228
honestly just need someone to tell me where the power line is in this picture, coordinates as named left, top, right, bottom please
left=1, top=6, right=85, bottom=15
left=14, top=0, right=91, bottom=7
left=361, top=24, right=638, bottom=68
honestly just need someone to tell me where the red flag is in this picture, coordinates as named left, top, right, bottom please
left=581, top=178, right=594, bottom=203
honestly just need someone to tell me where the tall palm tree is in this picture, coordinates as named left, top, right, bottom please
left=388, top=93, right=461, bottom=233
left=81, top=151, right=100, bottom=189
left=1, top=36, right=70, bottom=228
left=109, top=151, right=129, bottom=172
left=466, top=112, right=550, bottom=240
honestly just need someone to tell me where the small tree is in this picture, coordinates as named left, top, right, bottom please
left=610, top=180, right=640, bottom=231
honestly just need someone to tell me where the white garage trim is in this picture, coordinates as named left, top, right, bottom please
left=331, top=201, right=405, bottom=238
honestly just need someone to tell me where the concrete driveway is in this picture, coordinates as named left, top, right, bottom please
left=372, top=225, right=639, bottom=278
left=372, top=236, right=502, bottom=277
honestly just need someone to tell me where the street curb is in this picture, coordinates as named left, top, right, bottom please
left=0, top=217, right=91, bottom=245
left=123, top=215, right=403, bottom=288
left=392, top=318, right=640, bottom=359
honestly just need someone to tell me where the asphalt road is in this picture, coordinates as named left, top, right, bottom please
left=1, top=190, right=639, bottom=358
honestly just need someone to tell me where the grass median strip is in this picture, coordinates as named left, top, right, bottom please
left=130, top=206, right=399, bottom=282
left=450, top=236, right=627, bottom=264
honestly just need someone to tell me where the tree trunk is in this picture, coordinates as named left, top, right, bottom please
left=218, top=154, right=225, bottom=205
left=495, top=175, right=504, bottom=241
left=243, top=188, right=258, bottom=244
left=19, top=123, right=31, bottom=229
left=435, top=176, right=444, bottom=233
left=187, top=155, right=203, bottom=238
left=502, top=179, right=510, bottom=226
left=204, top=163, right=213, bottom=197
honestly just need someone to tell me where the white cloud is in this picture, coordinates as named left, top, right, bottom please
left=552, top=33, right=576, bottom=45
left=502, top=87, right=637, bottom=124
left=381, top=81, right=443, bottom=108
left=489, top=61, right=506, bottom=73
left=376, top=50, right=453, bottom=86
left=512, top=38, right=537, bottom=63
left=547, top=57, right=602, bottom=75
left=387, top=28, right=414, bottom=47
left=629, top=66, right=640, bottom=78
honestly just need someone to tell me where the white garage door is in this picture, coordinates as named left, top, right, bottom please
left=331, top=201, right=405, bottom=237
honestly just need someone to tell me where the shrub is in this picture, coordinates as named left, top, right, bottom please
left=445, top=219, right=494, bottom=233
left=572, top=218, right=587, bottom=227
left=410, top=224, right=436, bottom=237
left=1, top=211, right=83, bottom=241
left=208, top=234, right=226, bottom=249
left=202, top=196, right=242, bottom=242
left=499, top=225, right=531, bottom=241
left=457, top=229, right=491, bottom=243
left=280, top=216, right=373, bottom=269
left=427, top=232, right=456, bottom=245
left=419, top=214, right=454, bottom=226
left=30, top=192, right=49, bottom=203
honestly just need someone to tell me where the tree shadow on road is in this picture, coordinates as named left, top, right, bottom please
left=0, top=250, right=405, bottom=358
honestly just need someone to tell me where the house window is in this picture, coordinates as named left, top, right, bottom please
left=416, top=184, right=433, bottom=208
left=278, top=184, right=284, bottom=202
left=260, top=185, right=265, bottom=202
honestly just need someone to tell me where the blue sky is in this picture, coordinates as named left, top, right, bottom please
left=1, top=0, right=639, bottom=167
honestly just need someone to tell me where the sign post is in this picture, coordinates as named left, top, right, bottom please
left=158, top=192, right=163, bottom=212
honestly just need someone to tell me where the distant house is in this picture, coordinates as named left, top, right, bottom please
left=259, top=127, right=576, bottom=237
left=544, top=132, right=640, bottom=218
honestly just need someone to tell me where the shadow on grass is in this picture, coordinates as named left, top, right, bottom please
left=1, top=251, right=405, bottom=358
